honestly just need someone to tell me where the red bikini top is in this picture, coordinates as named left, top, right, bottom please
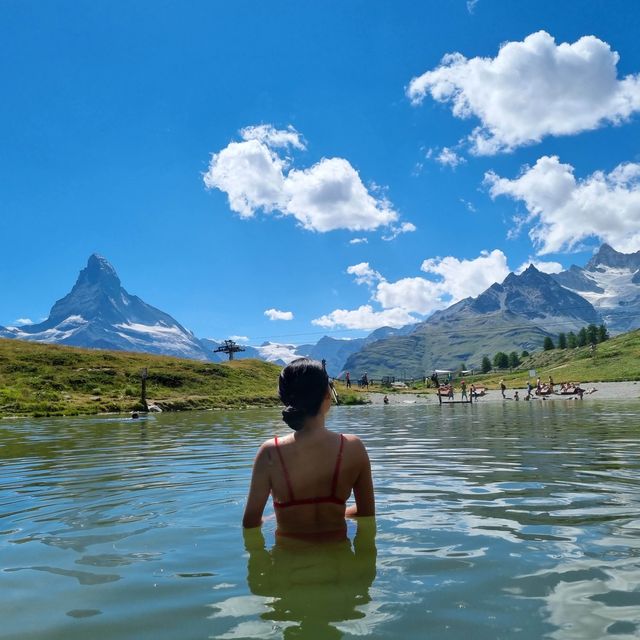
left=272, top=433, right=346, bottom=508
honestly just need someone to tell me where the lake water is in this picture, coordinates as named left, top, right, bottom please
left=2, top=401, right=640, bottom=639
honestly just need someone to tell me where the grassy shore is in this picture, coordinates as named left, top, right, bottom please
left=0, top=338, right=281, bottom=418
left=333, top=328, right=640, bottom=396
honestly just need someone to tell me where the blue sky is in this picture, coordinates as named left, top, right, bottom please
left=1, top=1, right=639, bottom=344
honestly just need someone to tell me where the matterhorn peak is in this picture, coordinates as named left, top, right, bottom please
left=78, top=253, right=121, bottom=290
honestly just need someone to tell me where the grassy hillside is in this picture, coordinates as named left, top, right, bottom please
left=344, top=311, right=550, bottom=378
left=343, top=329, right=640, bottom=395
left=477, top=328, right=640, bottom=388
left=0, top=338, right=281, bottom=417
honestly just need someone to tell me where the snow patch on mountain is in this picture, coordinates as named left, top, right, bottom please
left=254, top=342, right=304, bottom=365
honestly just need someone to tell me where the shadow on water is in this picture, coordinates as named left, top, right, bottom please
left=239, top=519, right=377, bottom=639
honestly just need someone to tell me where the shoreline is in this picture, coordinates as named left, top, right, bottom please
left=365, top=380, right=640, bottom=405
left=2, top=381, right=639, bottom=419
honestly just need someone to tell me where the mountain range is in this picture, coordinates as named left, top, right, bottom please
left=2, top=244, right=640, bottom=377
left=0, top=254, right=409, bottom=375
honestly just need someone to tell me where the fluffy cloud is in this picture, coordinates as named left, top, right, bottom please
left=203, top=139, right=285, bottom=217
left=204, top=126, right=406, bottom=233
left=515, top=259, right=563, bottom=275
left=420, top=250, right=510, bottom=303
left=435, top=147, right=466, bottom=168
left=311, top=305, right=417, bottom=330
left=349, top=237, right=368, bottom=245
left=382, top=222, right=417, bottom=241
left=485, top=155, right=640, bottom=254
left=347, top=262, right=384, bottom=287
left=15, top=318, right=34, bottom=325
left=283, top=158, right=398, bottom=232
left=264, top=308, right=294, bottom=321
left=240, top=124, right=305, bottom=149
left=314, top=250, right=511, bottom=329
left=407, top=31, right=640, bottom=154
left=374, top=277, right=445, bottom=315
left=229, top=335, right=249, bottom=343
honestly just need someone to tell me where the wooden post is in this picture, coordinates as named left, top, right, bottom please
left=140, top=367, right=148, bottom=411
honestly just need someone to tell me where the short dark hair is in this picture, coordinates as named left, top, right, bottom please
left=279, top=358, right=329, bottom=430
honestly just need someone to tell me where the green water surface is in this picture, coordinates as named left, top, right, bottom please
left=1, top=400, right=640, bottom=639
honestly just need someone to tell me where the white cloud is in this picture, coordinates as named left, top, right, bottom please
left=420, top=250, right=510, bottom=302
left=485, top=155, right=640, bottom=254
left=229, top=335, right=249, bottom=343
left=204, top=126, right=408, bottom=234
left=203, top=139, right=285, bottom=217
left=375, top=277, right=446, bottom=315
left=316, top=250, right=511, bottom=329
left=240, top=124, right=305, bottom=150
left=347, top=262, right=384, bottom=287
left=283, top=158, right=398, bottom=232
left=407, top=31, right=640, bottom=154
left=311, top=305, right=417, bottom=330
left=264, top=308, right=294, bottom=321
left=435, top=147, right=466, bottom=168
left=349, top=237, right=368, bottom=245
left=466, top=0, right=479, bottom=14
left=15, top=318, right=34, bottom=325
left=515, top=259, right=563, bottom=275
left=382, top=222, right=417, bottom=241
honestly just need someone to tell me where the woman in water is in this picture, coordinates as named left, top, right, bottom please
left=243, top=358, right=375, bottom=540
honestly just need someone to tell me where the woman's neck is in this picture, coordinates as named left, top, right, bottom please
left=296, top=413, right=326, bottom=437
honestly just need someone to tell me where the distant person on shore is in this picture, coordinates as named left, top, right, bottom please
left=536, top=377, right=541, bottom=392
left=345, top=371, right=351, bottom=389
left=500, top=379, right=506, bottom=399
left=527, top=380, right=533, bottom=399
left=460, top=379, right=467, bottom=401
left=243, top=358, right=375, bottom=541
left=514, top=391, right=519, bottom=401
left=470, top=383, right=476, bottom=399
left=548, top=376, right=554, bottom=392
left=383, top=395, right=389, bottom=405
left=362, top=372, right=369, bottom=389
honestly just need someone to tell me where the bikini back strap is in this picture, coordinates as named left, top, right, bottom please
left=274, top=436, right=295, bottom=501
left=330, top=434, right=345, bottom=498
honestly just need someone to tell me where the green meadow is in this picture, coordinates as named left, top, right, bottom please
left=0, top=338, right=281, bottom=417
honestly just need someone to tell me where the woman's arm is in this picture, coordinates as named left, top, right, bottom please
left=242, top=444, right=272, bottom=528
left=346, top=440, right=375, bottom=518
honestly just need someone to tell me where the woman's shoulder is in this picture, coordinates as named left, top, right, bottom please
left=339, top=433, right=369, bottom=453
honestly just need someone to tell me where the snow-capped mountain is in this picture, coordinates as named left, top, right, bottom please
left=445, top=264, right=601, bottom=331
left=552, top=244, right=640, bottom=333
left=6, top=254, right=210, bottom=360
left=344, top=265, right=601, bottom=377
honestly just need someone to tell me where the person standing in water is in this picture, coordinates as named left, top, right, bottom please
left=243, top=358, right=375, bottom=541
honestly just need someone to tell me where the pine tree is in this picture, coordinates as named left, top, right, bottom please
left=558, top=332, right=567, bottom=349
left=521, top=350, right=530, bottom=359
left=567, top=331, right=577, bottom=348
left=577, top=327, right=588, bottom=347
left=493, top=352, right=509, bottom=369
left=587, top=323, right=598, bottom=345
left=598, top=323, right=609, bottom=343
left=508, top=351, right=520, bottom=369
left=481, top=356, right=492, bottom=373
left=543, top=336, right=555, bottom=351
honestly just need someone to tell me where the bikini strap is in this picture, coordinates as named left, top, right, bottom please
left=274, top=436, right=295, bottom=501
left=330, top=434, right=345, bottom=498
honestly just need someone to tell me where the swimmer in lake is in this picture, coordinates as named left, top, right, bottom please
left=243, top=358, right=375, bottom=541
